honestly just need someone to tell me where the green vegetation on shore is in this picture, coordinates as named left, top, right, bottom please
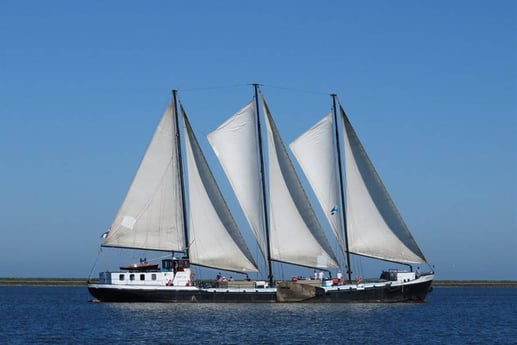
left=432, top=280, right=517, bottom=287
left=0, top=278, right=92, bottom=286
left=0, top=278, right=516, bottom=287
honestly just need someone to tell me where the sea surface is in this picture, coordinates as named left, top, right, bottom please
left=0, top=286, right=515, bottom=344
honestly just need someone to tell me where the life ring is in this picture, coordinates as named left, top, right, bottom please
left=356, top=275, right=363, bottom=283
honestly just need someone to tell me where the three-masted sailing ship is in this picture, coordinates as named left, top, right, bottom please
left=88, top=85, right=434, bottom=303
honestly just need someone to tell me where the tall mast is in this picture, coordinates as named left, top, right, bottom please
left=331, top=94, right=352, bottom=282
left=253, top=83, right=274, bottom=286
left=172, top=89, right=189, bottom=258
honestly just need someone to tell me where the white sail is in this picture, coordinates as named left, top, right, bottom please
left=263, top=98, right=339, bottom=269
left=289, top=113, right=347, bottom=257
left=207, top=102, right=268, bottom=259
left=341, top=107, right=426, bottom=263
left=182, top=107, right=258, bottom=272
left=103, top=101, right=185, bottom=252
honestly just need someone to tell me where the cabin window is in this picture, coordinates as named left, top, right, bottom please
left=119, top=274, right=125, bottom=281
left=140, top=274, right=145, bottom=281
left=151, top=274, right=157, bottom=280
left=162, top=259, right=173, bottom=270
left=130, top=274, right=135, bottom=281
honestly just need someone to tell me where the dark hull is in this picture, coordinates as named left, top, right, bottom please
left=89, top=279, right=432, bottom=303
left=305, top=280, right=433, bottom=303
left=88, top=286, right=276, bottom=303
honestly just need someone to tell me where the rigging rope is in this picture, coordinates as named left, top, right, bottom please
left=87, top=247, right=103, bottom=280
left=178, top=83, right=249, bottom=92
left=176, top=83, right=333, bottom=97
left=262, top=84, right=330, bottom=96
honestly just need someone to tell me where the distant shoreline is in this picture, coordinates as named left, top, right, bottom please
left=0, top=278, right=91, bottom=286
left=432, top=280, right=517, bottom=288
left=0, top=278, right=516, bottom=287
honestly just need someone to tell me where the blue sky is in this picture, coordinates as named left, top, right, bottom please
left=1, top=1, right=515, bottom=280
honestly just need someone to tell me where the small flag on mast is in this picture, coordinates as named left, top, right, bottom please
left=101, top=227, right=110, bottom=240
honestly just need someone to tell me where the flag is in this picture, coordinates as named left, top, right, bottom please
left=101, top=227, right=110, bottom=240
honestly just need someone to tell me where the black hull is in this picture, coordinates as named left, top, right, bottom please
left=305, top=280, right=433, bottom=303
left=89, top=279, right=432, bottom=303
left=88, top=286, right=276, bottom=303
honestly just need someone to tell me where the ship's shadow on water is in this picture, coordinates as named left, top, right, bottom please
left=1, top=286, right=516, bottom=345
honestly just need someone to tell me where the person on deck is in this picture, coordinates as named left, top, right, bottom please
left=336, top=271, right=343, bottom=285
left=215, top=272, right=222, bottom=288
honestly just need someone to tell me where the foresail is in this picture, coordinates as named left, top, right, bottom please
left=289, top=113, right=347, bottom=258
left=182, top=108, right=258, bottom=272
left=341, top=107, right=426, bottom=263
left=103, top=101, right=185, bottom=252
left=263, top=97, right=339, bottom=269
left=207, top=102, right=268, bottom=260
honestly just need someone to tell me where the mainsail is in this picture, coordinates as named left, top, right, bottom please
left=289, top=113, right=347, bottom=258
left=263, top=98, right=339, bottom=269
left=103, top=96, right=259, bottom=273
left=340, top=107, right=425, bottom=263
left=207, top=102, right=268, bottom=260
left=182, top=106, right=258, bottom=272
left=102, top=100, right=185, bottom=252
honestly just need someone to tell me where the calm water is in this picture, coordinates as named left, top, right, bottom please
left=0, top=286, right=515, bottom=344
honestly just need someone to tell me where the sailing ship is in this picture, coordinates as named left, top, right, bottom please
left=88, top=86, right=433, bottom=303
